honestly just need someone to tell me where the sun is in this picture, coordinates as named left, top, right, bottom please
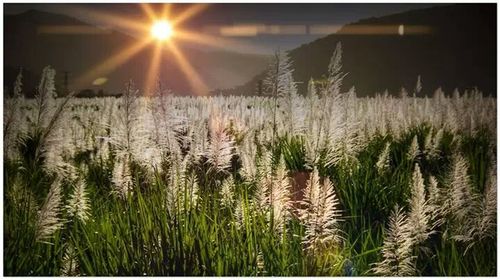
left=151, top=20, right=173, bottom=41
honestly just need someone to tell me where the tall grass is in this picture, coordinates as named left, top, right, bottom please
left=3, top=64, right=496, bottom=276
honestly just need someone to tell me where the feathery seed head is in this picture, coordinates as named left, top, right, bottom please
left=300, top=169, right=342, bottom=251
left=372, top=205, right=416, bottom=276
left=112, top=155, right=133, bottom=200
left=407, top=135, right=419, bottom=161
left=66, top=179, right=91, bottom=224
left=376, top=142, right=391, bottom=175
left=206, top=115, right=235, bottom=173
left=36, top=178, right=64, bottom=241
left=407, top=164, right=435, bottom=244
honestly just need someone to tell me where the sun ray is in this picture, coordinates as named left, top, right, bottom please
left=144, top=42, right=164, bottom=96
left=75, top=38, right=153, bottom=89
left=140, top=3, right=157, bottom=21
left=171, top=4, right=210, bottom=26
left=175, top=30, right=266, bottom=54
left=168, top=42, right=209, bottom=95
left=94, top=13, right=149, bottom=34
left=162, top=3, right=172, bottom=19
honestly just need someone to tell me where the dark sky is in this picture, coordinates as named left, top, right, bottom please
left=4, top=3, right=441, bottom=54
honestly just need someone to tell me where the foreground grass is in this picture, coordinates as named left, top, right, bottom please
left=4, top=123, right=496, bottom=276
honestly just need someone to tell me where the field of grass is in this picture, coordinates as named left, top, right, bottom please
left=3, top=63, right=497, bottom=276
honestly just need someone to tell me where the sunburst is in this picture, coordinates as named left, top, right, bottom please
left=75, top=3, right=226, bottom=96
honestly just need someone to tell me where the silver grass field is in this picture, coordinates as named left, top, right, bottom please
left=3, top=46, right=497, bottom=276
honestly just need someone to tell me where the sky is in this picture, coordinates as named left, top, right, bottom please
left=4, top=3, right=441, bottom=54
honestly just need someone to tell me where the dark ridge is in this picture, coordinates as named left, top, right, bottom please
left=221, top=4, right=496, bottom=97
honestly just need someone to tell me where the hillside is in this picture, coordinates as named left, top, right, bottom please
left=221, top=4, right=496, bottom=96
left=4, top=10, right=269, bottom=96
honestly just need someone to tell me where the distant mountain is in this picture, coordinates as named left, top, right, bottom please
left=223, top=4, right=496, bottom=96
left=4, top=9, right=269, bottom=96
